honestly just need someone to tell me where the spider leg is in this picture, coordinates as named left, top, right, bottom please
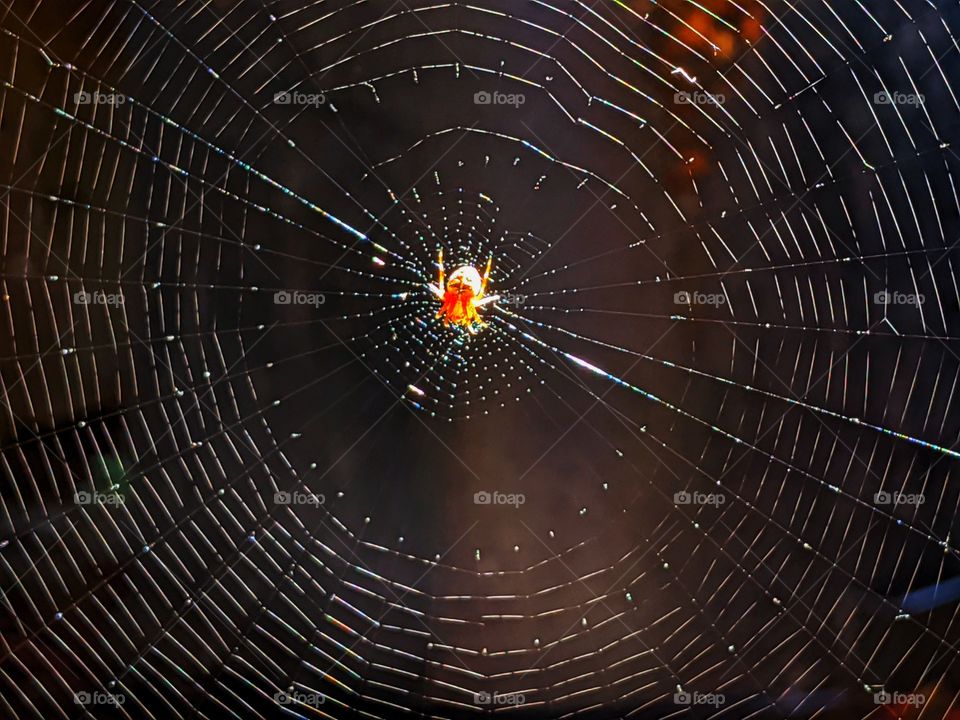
left=437, top=248, right=445, bottom=290
left=480, top=255, right=492, bottom=296
left=474, top=294, right=499, bottom=307
left=428, top=283, right=444, bottom=299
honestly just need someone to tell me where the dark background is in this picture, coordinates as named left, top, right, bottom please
left=0, top=1, right=959, bottom=717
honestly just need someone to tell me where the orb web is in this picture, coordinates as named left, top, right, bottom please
left=0, top=1, right=959, bottom=719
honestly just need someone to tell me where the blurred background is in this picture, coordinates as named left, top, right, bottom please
left=0, top=0, right=959, bottom=717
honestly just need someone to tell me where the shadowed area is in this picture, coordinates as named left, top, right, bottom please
left=0, top=1, right=959, bottom=719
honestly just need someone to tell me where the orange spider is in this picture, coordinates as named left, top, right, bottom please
left=428, top=249, right=499, bottom=332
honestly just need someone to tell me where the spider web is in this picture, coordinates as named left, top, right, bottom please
left=0, top=0, right=959, bottom=718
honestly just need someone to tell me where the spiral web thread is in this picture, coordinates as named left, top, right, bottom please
left=0, top=0, right=959, bottom=718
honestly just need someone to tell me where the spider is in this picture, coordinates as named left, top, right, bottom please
left=428, top=249, right=499, bottom=332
